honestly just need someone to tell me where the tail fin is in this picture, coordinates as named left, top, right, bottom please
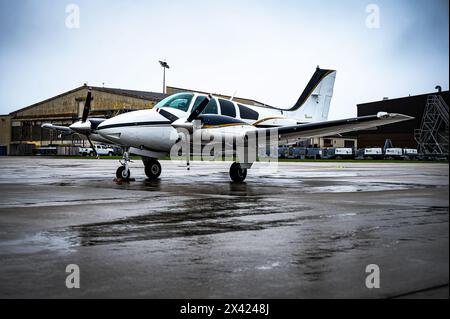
left=287, top=67, right=336, bottom=123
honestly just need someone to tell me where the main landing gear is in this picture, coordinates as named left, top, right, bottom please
left=142, top=156, right=162, bottom=180
left=229, top=162, right=248, bottom=183
left=116, top=154, right=246, bottom=182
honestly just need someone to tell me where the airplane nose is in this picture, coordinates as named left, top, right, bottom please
left=96, top=109, right=178, bottom=150
left=97, top=118, right=122, bottom=141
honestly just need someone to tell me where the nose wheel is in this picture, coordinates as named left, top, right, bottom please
left=229, top=162, right=247, bottom=182
left=116, top=149, right=132, bottom=181
left=143, top=158, right=162, bottom=180
left=116, top=166, right=131, bottom=180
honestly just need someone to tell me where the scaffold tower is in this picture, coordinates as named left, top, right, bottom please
left=414, top=94, right=449, bottom=157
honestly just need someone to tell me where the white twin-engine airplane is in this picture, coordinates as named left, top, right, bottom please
left=43, top=67, right=413, bottom=182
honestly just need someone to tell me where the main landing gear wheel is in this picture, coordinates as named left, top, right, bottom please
left=116, top=166, right=131, bottom=180
left=229, top=162, right=247, bottom=182
left=144, top=159, right=161, bottom=180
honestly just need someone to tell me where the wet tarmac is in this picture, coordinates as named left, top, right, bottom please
left=0, top=157, right=448, bottom=298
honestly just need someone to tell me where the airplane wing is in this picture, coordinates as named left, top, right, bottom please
left=41, top=123, right=74, bottom=135
left=252, top=112, right=414, bottom=144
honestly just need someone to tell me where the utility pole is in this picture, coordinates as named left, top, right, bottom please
left=159, top=60, right=170, bottom=94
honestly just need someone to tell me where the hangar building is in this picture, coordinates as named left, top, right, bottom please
left=0, top=85, right=167, bottom=155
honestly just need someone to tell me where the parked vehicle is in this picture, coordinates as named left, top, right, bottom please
left=403, top=149, right=418, bottom=160
left=306, top=148, right=322, bottom=159
left=79, top=144, right=115, bottom=156
left=322, top=148, right=354, bottom=159
left=355, top=148, right=384, bottom=160
left=384, top=148, right=403, bottom=159
left=33, top=146, right=58, bottom=156
left=286, top=147, right=306, bottom=159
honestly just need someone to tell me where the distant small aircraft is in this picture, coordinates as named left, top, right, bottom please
left=43, top=67, right=413, bottom=182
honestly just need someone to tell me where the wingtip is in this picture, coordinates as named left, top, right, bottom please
left=392, top=113, right=415, bottom=121
left=377, top=112, right=414, bottom=121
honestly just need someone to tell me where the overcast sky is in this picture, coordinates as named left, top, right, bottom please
left=0, top=0, right=448, bottom=119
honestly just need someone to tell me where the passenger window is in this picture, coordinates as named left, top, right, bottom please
left=192, top=96, right=218, bottom=115
left=238, top=104, right=259, bottom=120
left=192, top=96, right=207, bottom=110
left=203, top=99, right=218, bottom=114
left=219, top=99, right=236, bottom=118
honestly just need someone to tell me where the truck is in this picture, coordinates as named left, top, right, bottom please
left=79, top=144, right=115, bottom=156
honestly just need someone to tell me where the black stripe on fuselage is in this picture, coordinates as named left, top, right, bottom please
left=97, top=121, right=172, bottom=130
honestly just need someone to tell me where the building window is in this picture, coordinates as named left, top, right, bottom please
left=323, top=138, right=333, bottom=147
left=344, top=140, right=355, bottom=148
left=78, top=101, right=85, bottom=118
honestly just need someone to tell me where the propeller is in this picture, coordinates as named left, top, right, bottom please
left=81, top=89, right=92, bottom=122
left=172, top=94, right=212, bottom=132
left=186, top=94, right=211, bottom=122
left=70, top=88, right=99, bottom=157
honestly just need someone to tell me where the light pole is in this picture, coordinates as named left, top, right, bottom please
left=159, top=60, right=170, bottom=94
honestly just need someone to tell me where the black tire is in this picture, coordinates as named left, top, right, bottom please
left=89, top=151, right=94, bottom=157
left=229, top=162, right=247, bottom=182
left=108, top=152, right=113, bottom=156
left=144, top=159, right=161, bottom=180
left=116, top=166, right=130, bottom=180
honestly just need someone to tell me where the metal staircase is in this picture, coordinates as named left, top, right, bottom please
left=414, top=94, right=449, bottom=158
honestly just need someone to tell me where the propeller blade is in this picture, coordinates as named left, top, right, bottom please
left=86, top=135, right=99, bottom=158
left=186, top=94, right=211, bottom=122
left=81, top=89, right=92, bottom=123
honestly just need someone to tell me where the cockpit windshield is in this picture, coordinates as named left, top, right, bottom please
left=155, top=93, right=194, bottom=112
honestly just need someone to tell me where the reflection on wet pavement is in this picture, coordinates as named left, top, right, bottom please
left=0, top=158, right=448, bottom=298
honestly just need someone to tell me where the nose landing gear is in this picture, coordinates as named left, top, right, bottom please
left=116, top=150, right=132, bottom=181
left=116, top=166, right=131, bottom=180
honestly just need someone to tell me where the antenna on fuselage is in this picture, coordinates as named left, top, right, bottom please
left=229, top=90, right=237, bottom=101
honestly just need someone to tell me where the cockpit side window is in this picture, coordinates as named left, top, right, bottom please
left=192, top=96, right=218, bottom=115
left=156, top=93, right=193, bottom=112
left=219, top=99, right=236, bottom=118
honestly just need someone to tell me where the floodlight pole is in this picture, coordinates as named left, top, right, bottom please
left=159, top=60, right=170, bottom=94
left=163, top=67, right=166, bottom=94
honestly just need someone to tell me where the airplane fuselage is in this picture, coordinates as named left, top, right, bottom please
left=96, top=92, right=298, bottom=154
